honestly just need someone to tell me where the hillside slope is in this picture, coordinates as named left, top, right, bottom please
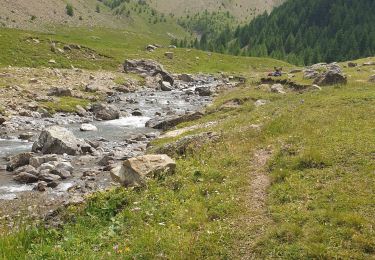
left=202, top=0, right=375, bottom=65
left=148, top=0, right=284, bottom=21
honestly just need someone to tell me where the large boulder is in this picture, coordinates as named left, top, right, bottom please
left=313, top=70, right=347, bottom=86
left=91, top=103, right=120, bottom=120
left=146, top=112, right=204, bottom=131
left=14, top=172, right=39, bottom=184
left=32, top=126, right=88, bottom=155
left=110, top=154, right=176, bottom=187
left=6, top=152, right=34, bottom=171
left=124, top=59, right=174, bottom=85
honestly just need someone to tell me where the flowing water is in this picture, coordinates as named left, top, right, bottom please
left=0, top=85, right=214, bottom=200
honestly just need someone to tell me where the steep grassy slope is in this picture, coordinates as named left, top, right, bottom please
left=148, top=0, right=284, bottom=21
left=0, top=26, right=288, bottom=73
left=1, top=57, right=374, bottom=258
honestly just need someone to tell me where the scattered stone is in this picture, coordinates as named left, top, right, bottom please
left=92, top=103, right=120, bottom=120
left=124, top=59, right=174, bottom=85
left=160, top=81, right=173, bottom=91
left=80, top=123, right=98, bottom=132
left=271, top=84, right=286, bottom=94
left=29, top=78, right=38, bottom=84
left=178, top=74, right=194, bottom=82
left=146, top=112, right=204, bottom=131
left=348, top=62, right=357, bottom=67
left=32, top=126, right=88, bottom=155
left=131, top=110, right=143, bottom=116
left=39, top=173, right=61, bottom=183
left=164, top=52, right=174, bottom=59
left=146, top=44, right=158, bottom=52
left=369, top=75, right=375, bottom=83
left=110, top=154, right=176, bottom=187
left=75, top=105, right=87, bottom=117
left=254, top=99, right=268, bottom=107
left=19, top=132, right=34, bottom=140
left=85, top=84, right=98, bottom=93
left=30, top=154, right=58, bottom=168
left=156, top=132, right=220, bottom=157
left=35, top=181, right=48, bottom=192
left=14, top=172, right=38, bottom=184
left=195, top=86, right=212, bottom=96
left=0, top=116, right=7, bottom=125
left=47, top=87, right=72, bottom=97
left=48, top=59, right=56, bottom=64
left=6, top=152, right=34, bottom=171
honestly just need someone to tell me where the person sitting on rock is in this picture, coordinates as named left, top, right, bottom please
left=268, top=67, right=283, bottom=77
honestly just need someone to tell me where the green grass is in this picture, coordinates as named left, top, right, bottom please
left=0, top=26, right=290, bottom=75
left=41, top=97, right=91, bottom=113
left=1, top=63, right=374, bottom=258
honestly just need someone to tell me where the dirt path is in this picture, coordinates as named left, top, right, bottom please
left=234, top=148, right=273, bottom=259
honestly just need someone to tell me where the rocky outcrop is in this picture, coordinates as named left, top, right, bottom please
left=124, top=59, right=174, bottom=85
left=146, top=112, right=204, bottom=131
left=32, top=126, right=89, bottom=155
left=155, top=132, right=220, bottom=157
left=91, top=103, right=120, bottom=120
left=303, top=63, right=347, bottom=86
left=110, top=154, right=176, bottom=187
left=313, top=70, right=347, bottom=86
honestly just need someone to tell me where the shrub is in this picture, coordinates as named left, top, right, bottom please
left=66, top=4, right=74, bottom=17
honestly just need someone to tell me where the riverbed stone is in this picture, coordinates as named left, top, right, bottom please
left=7, top=152, right=34, bottom=171
left=195, top=86, right=212, bottom=96
left=80, top=123, right=98, bottom=132
left=30, top=154, right=59, bottom=168
left=14, top=172, right=39, bottom=183
left=39, top=172, right=62, bottom=183
left=146, top=112, right=204, bottom=131
left=110, top=154, right=176, bottom=187
left=92, top=103, right=120, bottom=121
left=32, top=126, right=88, bottom=155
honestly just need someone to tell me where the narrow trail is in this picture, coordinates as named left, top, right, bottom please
left=235, top=148, right=273, bottom=259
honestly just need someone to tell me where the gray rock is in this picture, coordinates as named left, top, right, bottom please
left=146, top=112, right=203, bottom=131
left=35, top=181, right=48, bottom=192
left=363, top=61, right=375, bottom=66
left=271, top=84, right=286, bottom=94
left=0, top=116, right=7, bottom=125
left=39, top=173, right=62, bottom=183
left=32, top=126, right=88, bottom=155
left=254, top=99, right=268, bottom=107
left=110, top=154, right=176, bottom=187
left=14, top=165, right=38, bottom=175
left=19, top=132, right=34, bottom=140
left=348, top=62, right=357, bottom=68
left=155, top=132, right=220, bottom=157
left=92, top=103, right=120, bottom=121
left=160, top=81, right=173, bottom=91
left=30, top=154, right=58, bottom=168
left=178, top=74, right=194, bottom=82
left=164, top=52, right=174, bottom=59
left=80, top=123, right=98, bottom=132
left=47, top=87, right=72, bottom=97
left=7, top=152, right=34, bottom=171
left=313, top=70, right=347, bottom=86
left=14, top=172, right=39, bottom=183
left=124, top=59, right=174, bottom=85
left=195, top=86, right=212, bottom=96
